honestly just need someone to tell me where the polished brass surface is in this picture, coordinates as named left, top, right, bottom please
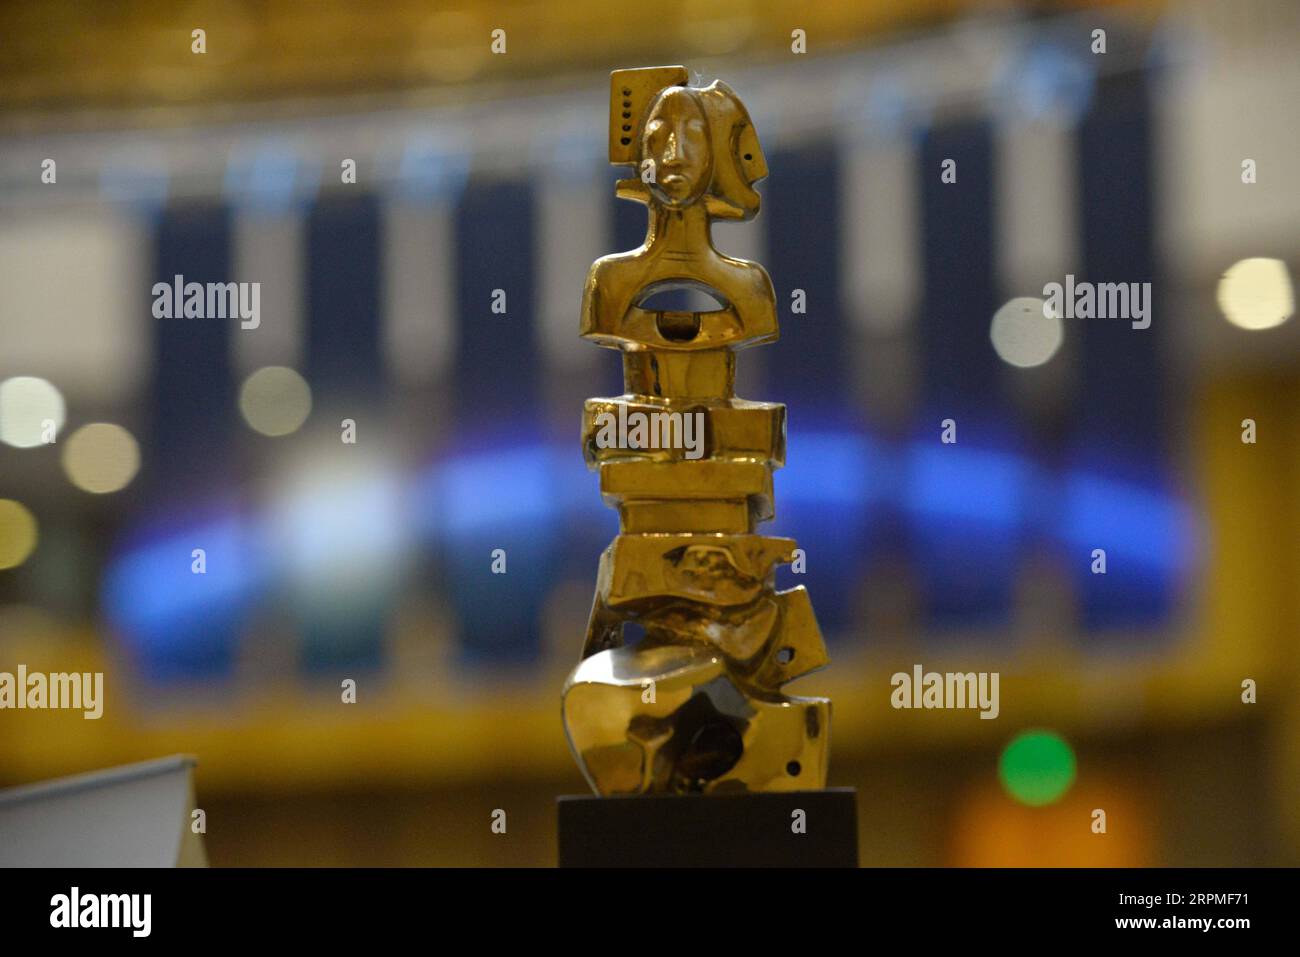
left=562, top=66, right=832, bottom=795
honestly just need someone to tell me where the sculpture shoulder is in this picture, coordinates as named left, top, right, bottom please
left=586, top=250, right=643, bottom=285
left=582, top=252, right=643, bottom=314
left=717, top=250, right=774, bottom=288
left=581, top=254, right=628, bottom=336
left=713, top=252, right=776, bottom=311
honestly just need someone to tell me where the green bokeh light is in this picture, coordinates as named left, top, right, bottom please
left=999, top=729, right=1077, bottom=806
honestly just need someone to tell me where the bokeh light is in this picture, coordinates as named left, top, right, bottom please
left=999, top=729, right=1077, bottom=806
left=0, top=499, right=39, bottom=570
left=62, top=423, right=141, bottom=494
left=1217, top=257, right=1294, bottom=330
left=951, top=779, right=1153, bottom=866
left=0, top=376, right=65, bottom=448
left=239, top=366, right=312, bottom=437
left=270, top=459, right=408, bottom=598
left=990, top=297, right=1063, bottom=368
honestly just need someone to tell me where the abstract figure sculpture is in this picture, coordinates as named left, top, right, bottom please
left=562, top=66, right=832, bottom=795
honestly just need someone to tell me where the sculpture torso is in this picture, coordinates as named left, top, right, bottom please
left=581, top=202, right=778, bottom=354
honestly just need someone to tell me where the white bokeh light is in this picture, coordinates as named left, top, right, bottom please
left=239, top=366, right=312, bottom=437
left=990, top=297, right=1064, bottom=368
left=62, top=423, right=141, bottom=494
left=1217, top=257, right=1294, bottom=331
left=0, top=376, right=65, bottom=448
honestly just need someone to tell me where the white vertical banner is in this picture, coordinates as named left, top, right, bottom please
left=842, top=133, right=920, bottom=334
left=233, top=208, right=304, bottom=375
left=995, top=116, right=1078, bottom=296
left=537, top=169, right=608, bottom=371
left=0, top=205, right=150, bottom=404
left=382, top=198, right=456, bottom=387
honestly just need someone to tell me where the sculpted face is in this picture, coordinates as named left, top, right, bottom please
left=641, top=87, right=711, bottom=207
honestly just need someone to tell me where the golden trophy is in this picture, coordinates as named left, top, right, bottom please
left=560, top=66, right=835, bottom=802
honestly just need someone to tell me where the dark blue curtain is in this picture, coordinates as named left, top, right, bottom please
left=443, top=176, right=554, bottom=666
left=1072, top=69, right=1175, bottom=632
left=912, top=119, right=1022, bottom=631
left=301, top=191, right=387, bottom=671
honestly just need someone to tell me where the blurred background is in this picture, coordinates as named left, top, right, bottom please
left=0, top=0, right=1297, bottom=866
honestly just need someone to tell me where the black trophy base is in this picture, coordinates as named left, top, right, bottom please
left=557, top=788, right=858, bottom=867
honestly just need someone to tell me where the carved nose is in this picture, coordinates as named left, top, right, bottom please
left=664, top=130, right=683, bottom=164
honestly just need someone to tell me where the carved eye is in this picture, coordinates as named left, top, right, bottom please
left=645, top=119, right=663, bottom=136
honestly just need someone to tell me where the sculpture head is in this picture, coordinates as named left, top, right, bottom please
left=641, top=86, right=712, bottom=207
left=610, top=66, right=768, bottom=220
